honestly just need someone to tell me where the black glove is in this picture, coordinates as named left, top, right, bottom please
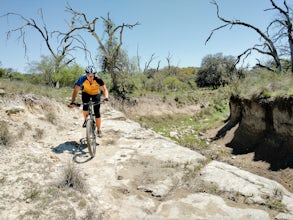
left=70, top=102, right=81, bottom=107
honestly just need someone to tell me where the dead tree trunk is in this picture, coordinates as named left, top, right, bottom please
left=206, top=0, right=293, bottom=73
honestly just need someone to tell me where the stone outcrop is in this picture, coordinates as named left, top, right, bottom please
left=1, top=93, right=293, bottom=219
left=216, top=95, right=293, bottom=170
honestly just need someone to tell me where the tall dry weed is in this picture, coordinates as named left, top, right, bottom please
left=57, top=161, right=87, bottom=193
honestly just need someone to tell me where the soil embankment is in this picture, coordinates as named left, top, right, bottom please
left=215, top=95, right=293, bottom=170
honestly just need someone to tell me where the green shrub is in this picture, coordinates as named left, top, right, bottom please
left=163, top=76, right=189, bottom=91
left=0, top=68, right=5, bottom=78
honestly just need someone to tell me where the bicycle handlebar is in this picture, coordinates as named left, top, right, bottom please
left=69, top=98, right=109, bottom=108
left=83, top=101, right=103, bottom=106
left=84, top=97, right=109, bottom=105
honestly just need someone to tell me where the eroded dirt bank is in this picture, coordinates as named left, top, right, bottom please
left=216, top=95, right=293, bottom=170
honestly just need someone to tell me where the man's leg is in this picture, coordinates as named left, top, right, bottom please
left=82, top=92, right=90, bottom=127
left=83, top=111, right=88, bottom=120
left=82, top=111, right=88, bottom=127
left=95, top=117, right=102, bottom=137
left=95, top=117, right=101, bottom=130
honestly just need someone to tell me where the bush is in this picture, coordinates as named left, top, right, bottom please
left=163, top=76, right=189, bottom=91
left=52, top=64, right=84, bottom=87
left=0, top=68, right=5, bottom=78
left=196, top=53, right=236, bottom=88
left=196, top=67, right=222, bottom=88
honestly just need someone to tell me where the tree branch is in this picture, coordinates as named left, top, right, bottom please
left=206, top=0, right=282, bottom=71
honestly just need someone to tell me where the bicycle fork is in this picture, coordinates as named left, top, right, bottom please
left=88, top=103, right=97, bottom=135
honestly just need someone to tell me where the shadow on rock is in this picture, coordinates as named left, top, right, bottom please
left=51, top=139, right=97, bottom=164
left=51, top=141, right=81, bottom=154
left=72, top=138, right=97, bottom=164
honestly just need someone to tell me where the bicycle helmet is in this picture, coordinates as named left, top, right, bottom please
left=85, top=65, right=97, bottom=76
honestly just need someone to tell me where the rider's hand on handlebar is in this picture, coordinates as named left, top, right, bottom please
left=103, top=97, right=109, bottom=103
left=69, top=102, right=80, bottom=108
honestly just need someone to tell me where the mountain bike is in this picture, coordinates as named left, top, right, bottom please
left=83, top=99, right=103, bottom=158
left=70, top=99, right=105, bottom=158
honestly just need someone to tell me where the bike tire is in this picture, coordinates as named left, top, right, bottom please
left=86, top=119, right=97, bottom=158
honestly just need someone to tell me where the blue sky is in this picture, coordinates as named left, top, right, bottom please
left=0, top=0, right=284, bottom=73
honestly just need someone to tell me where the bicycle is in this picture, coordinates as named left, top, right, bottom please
left=83, top=99, right=105, bottom=158
left=70, top=99, right=105, bottom=158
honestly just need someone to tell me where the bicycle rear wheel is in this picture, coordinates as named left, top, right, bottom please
left=86, top=119, right=97, bottom=157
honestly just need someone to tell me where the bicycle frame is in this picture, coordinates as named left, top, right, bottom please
left=87, top=100, right=96, bottom=123
left=70, top=98, right=106, bottom=158
left=84, top=99, right=102, bottom=158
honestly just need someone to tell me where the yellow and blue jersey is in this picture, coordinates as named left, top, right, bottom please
left=75, top=75, right=105, bottom=95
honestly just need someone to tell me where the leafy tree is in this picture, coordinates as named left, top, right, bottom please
left=29, top=55, right=83, bottom=87
left=29, top=55, right=55, bottom=85
left=52, top=64, right=83, bottom=87
left=196, top=53, right=236, bottom=88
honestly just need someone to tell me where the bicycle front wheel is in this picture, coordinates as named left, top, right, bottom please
left=86, top=119, right=97, bottom=158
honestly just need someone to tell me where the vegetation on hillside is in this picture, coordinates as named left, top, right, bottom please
left=1, top=0, right=292, bottom=152
left=1, top=56, right=292, bottom=155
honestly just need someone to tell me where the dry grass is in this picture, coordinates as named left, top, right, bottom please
left=0, top=120, right=13, bottom=146
left=24, top=187, right=41, bottom=201
left=33, top=128, right=45, bottom=139
left=232, top=70, right=293, bottom=98
left=83, top=206, right=102, bottom=220
left=57, top=161, right=87, bottom=193
left=45, top=111, right=58, bottom=125
left=0, top=78, right=72, bottom=101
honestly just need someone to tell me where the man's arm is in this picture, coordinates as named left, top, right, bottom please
left=71, top=85, right=80, bottom=103
left=100, top=85, right=109, bottom=100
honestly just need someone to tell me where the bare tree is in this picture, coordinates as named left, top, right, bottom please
left=1, top=9, right=88, bottom=80
left=156, top=60, right=161, bottom=72
left=144, top=53, right=157, bottom=72
left=65, top=5, right=140, bottom=94
left=206, top=0, right=293, bottom=73
left=136, top=45, right=141, bottom=73
left=143, top=53, right=161, bottom=78
left=265, top=0, right=293, bottom=73
left=166, top=52, right=172, bottom=70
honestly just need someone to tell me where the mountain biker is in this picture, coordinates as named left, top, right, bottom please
left=70, top=65, right=109, bottom=137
